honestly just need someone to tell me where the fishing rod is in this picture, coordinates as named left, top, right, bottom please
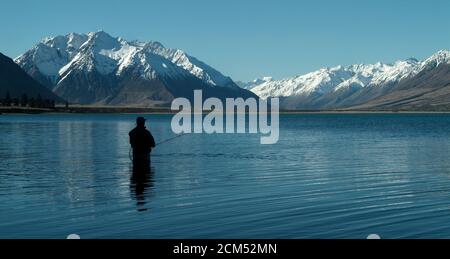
left=155, top=132, right=188, bottom=146
left=128, top=133, right=188, bottom=161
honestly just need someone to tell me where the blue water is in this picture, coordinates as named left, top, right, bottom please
left=2, top=113, right=450, bottom=239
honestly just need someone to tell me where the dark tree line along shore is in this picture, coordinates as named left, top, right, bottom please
left=0, top=91, right=56, bottom=109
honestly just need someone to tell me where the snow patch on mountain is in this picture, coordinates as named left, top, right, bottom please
left=237, top=77, right=273, bottom=89
left=15, top=31, right=234, bottom=88
left=248, top=53, right=450, bottom=99
left=420, top=50, right=450, bottom=70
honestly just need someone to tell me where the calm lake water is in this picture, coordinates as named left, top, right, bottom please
left=2, top=113, right=450, bottom=238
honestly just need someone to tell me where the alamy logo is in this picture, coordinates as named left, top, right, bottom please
left=171, top=90, right=279, bottom=144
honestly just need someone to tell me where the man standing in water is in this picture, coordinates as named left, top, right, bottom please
left=129, top=117, right=156, bottom=163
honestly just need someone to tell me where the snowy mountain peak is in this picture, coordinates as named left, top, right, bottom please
left=236, top=76, right=273, bottom=89
left=405, top=57, right=419, bottom=63
left=87, top=30, right=114, bottom=40
left=16, top=32, right=235, bottom=88
left=329, top=65, right=344, bottom=72
left=430, top=49, right=450, bottom=60
left=250, top=52, right=448, bottom=100
left=421, top=50, right=450, bottom=69
left=83, top=31, right=121, bottom=52
left=261, top=76, right=273, bottom=82
left=15, top=31, right=254, bottom=105
left=144, top=41, right=165, bottom=49
left=66, top=33, right=89, bottom=50
left=40, top=33, right=88, bottom=53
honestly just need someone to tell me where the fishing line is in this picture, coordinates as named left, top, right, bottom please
left=155, top=132, right=188, bottom=146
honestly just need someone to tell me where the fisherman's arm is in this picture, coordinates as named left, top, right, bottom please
left=149, top=133, right=156, bottom=148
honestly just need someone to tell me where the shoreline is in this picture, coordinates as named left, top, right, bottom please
left=0, top=106, right=177, bottom=115
left=2, top=106, right=450, bottom=115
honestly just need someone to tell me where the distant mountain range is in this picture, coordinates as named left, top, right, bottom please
left=15, top=31, right=255, bottom=106
left=0, top=52, right=62, bottom=102
left=243, top=51, right=450, bottom=110
left=8, top=31, right=450, bottom=110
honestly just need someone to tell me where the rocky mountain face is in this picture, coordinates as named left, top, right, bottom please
left=16, top=31, right=256, bottom=106
left=0, top=52, right=63, bottom=102
left=351, top=62, right=450, bottom=110
left=14, top=31, right=450, bottom=110
left=245, top=51, right=450, bottom=110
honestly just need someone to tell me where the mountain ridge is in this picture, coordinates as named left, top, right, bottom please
left=243, top=50, right=450, bottom=109
left=0, top=52, right=63, bottom=102
left=16, top=31, right=255, bottom=106
left=14, top=31, right=450, bottom=110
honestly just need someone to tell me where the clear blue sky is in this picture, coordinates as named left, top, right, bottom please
left=1, top=0, right=450, bottom=81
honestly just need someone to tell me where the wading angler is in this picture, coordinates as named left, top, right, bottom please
left=171, top=90, right=279, bottom=144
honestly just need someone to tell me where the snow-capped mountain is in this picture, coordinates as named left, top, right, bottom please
left=15, top=32, right=450, bottom=110
left=250, top=59, right=420, bottom=99
left=419, top=50, right=450, bottom=71
left=236, top=77, right=273, bottom=90
left=246, top=51, right=450, bottom=109
left=352, top=50, right=450, bottom=110
left=15, top=31, right=254, bottom=105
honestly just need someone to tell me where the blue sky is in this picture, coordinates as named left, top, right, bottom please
left=1, top=0, right=450, bottom=81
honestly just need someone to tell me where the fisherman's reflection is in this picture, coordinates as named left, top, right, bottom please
left=130, top=158, right=154, bottom=212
